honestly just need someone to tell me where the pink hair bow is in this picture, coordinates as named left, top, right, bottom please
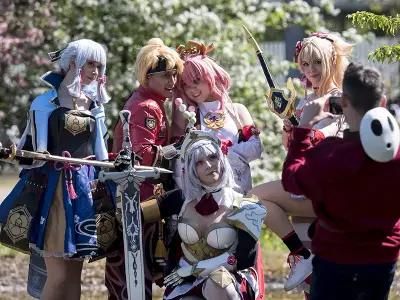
left=311, top=32, right=334, bottom=42
left=98, top=75, right=107, bottom=85
left=294, top=41, right=303, bottom=63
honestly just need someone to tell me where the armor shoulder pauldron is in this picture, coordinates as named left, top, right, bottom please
left=225, top=196, right=267, bottom=241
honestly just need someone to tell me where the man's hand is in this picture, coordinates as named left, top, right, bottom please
left=299, top=94, right=334, bottom=128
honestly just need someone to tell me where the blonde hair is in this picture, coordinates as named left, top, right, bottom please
left=134, top=38, right=184, bottom=87
left=298, top=35, right=354, bottom=97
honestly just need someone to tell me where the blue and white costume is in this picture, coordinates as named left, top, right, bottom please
left=0, top=72, right=120, bottom=259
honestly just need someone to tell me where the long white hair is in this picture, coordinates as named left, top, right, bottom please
left=182, top=138, right=236, bottom=201
left=58, top=39, right=110, bottom=104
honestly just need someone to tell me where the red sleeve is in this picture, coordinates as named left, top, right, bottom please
left=113, top=103, right=162, bottom=166
left=311, top=129, right=325, bottom=146
left=281, top=127, right=321, bottom=199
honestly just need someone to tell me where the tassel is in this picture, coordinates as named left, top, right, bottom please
left=66, top=179, right=78, bottom=200
left=155, top=220, right=167, bottom=265
left=155, top=239, right=167, bottom=262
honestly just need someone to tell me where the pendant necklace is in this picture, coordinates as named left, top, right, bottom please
left=201, top=101, right=225, bottom=130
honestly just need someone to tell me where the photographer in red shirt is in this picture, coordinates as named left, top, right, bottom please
left=282, top=62, right=400, bottom=300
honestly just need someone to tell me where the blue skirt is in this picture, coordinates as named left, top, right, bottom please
left=0, top=162, right=120, bottom=259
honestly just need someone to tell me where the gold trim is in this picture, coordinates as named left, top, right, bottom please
left=141, top=198, right=161, bottom=223
left=225, top=218, right=257, bottom=241
left=64, top=112, right=87, bottom=136
left=265, top=77, right=297, bottom=119
left=209, top=266, right=235, bottom=288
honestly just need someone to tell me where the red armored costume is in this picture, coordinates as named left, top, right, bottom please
left=113, top=85, right=168, bottom=198
left=104, top=36, right=184, bottom=300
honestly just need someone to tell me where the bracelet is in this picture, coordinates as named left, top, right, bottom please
left=282, top=126, right=292, bottom=133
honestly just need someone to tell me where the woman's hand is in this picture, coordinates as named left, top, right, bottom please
left=283, top=118, right=293, bottom=133
left=164, top=266, right=193, bottom=288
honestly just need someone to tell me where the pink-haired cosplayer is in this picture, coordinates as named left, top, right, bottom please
left=170, top=41, right=265, bottom=300
left=171, top=41, right=262, bottom=196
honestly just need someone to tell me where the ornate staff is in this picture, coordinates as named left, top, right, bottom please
left=242, top=25, right=299, bottom=126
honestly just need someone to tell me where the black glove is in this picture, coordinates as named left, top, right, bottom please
left=114, top=149, right=143, bottom=172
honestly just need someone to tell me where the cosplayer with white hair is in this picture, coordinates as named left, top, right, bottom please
left=55, top=39, right=110, bottom=104
left=181, top=138, right=236, bottom=203
left=0, top=39, right=119, bottom=300
left=142, top=125, right=267, bottom=300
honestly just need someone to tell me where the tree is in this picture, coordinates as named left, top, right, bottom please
left=0, top=0, right=344, bottom=182
left=0, top=0, right=55, bottom=141
left=347, top=11, right=399, bottom=63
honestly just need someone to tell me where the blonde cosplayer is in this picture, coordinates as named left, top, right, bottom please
left=296, top=33, right=354, bottom=97
left=57, top=39, right=110, bottom=104
left=135, top=38, right=184, bottom=87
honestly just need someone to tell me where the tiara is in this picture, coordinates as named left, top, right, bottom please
left=179, top=129, right=221, bottom=163
left=176, top=40, right=215, bottom=60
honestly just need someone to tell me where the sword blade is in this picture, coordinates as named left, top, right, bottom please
left=242, top=25, right=276, bottom=88
left=120, top=179, right=146, bottom=300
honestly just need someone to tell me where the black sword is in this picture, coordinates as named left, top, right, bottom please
left=242, top=25, right=299, bottom=126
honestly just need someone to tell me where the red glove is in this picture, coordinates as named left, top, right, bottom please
left=220, top=139, right=233, bottom=155
left=241, top=125, right=260, bottom=142
left=311, top=129, right=325, bottom=146
left=108, top=152, right=117, bottom=161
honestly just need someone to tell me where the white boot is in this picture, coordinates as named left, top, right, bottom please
left=284, top=253, right=314, bottom=291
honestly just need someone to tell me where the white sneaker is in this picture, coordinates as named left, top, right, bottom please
left=295, top=277, right=311, bottom=294
left=284, top=253, right=314, bottom=291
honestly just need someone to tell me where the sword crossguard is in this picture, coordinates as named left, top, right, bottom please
left=265, top=78, right=299, bottom=125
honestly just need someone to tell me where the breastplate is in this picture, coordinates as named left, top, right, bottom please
left=178, top=218, right=237, bottom=262
left=47, top=107, right=96, bottom=158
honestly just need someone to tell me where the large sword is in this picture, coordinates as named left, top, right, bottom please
left=98, top=110, right=162, bottom=300
left=242, top=25, right=299, bottom=126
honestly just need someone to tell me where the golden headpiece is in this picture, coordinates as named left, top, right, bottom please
left=176, top=40, right=215, bottom=60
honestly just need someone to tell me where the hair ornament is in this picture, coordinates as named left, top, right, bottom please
left=294, top=41, right=303, bottom=63
left=311, top=32, right=334, bottom=43
left=48, top=44, right=68, bottom=62
left=176, top=40, right=215, bottom=60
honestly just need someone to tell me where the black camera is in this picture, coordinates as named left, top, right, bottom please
left=329, top=96, right=343, bottom=115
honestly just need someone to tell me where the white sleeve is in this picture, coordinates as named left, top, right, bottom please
left=227, top=135, right=262, bottom=163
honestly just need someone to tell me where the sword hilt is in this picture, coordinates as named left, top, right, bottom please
left=119, top=110, right=132, bottom=152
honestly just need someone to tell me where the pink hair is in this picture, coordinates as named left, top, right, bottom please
left=177, top=55, right=232, bottom=108
left=172, top=54, right=239, bottom=138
